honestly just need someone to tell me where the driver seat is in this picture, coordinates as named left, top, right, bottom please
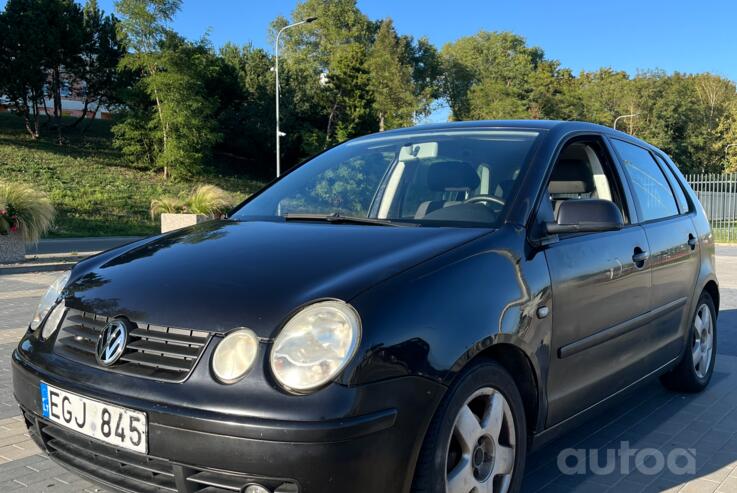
left=415, top=161, right=480, bottom=219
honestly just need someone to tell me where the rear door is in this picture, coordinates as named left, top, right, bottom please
left=610, top=139, right=699, bottom=363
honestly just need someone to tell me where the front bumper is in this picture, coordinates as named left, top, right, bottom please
left=13, top=348, right=445, bottom=493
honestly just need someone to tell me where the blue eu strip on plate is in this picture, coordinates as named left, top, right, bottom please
left=40, top=382, right=50, bottom=418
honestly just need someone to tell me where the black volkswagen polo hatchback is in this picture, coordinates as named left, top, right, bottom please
left=14, top=121, right=719, bottom=493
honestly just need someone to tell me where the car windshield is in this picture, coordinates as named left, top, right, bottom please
left=233, top=129, right=541, bottom=227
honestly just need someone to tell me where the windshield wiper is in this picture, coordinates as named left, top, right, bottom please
left=282, top=213, right=419, bottom=227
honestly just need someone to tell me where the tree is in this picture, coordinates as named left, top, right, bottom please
left=528, top=63, right=582, bottom=120
left=113, top=34, right=222, bottom=178
left=720, top=106, right=737, bottom=173
left=115, top=0, right=182, bottom=177
left=218, top=43, right=275, bottom=176
left=271, top=0, right=376, bottom=154
left=578, top=68, right=631, bottom=127
left=0, top=0, right=50, bottom=138
left=71, top=0, right=126, bottom=130
left=406, top=36, right=442, bottom=119
left=440, top=31, right=570, bottom=121
left=148, top=36, right=222, bottom=177
left=366, top=19, right=418, bottom=131
left=328, top=42, right=375, bottom=142
left=42, top=0, right=85, bottom=142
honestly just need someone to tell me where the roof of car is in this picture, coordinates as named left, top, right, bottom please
left=375, top=119, right=615, bottom=134
left=353, top=119, right=658, bottom=153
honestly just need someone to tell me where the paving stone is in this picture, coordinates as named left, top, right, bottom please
left=717, top=476, right=737, bottom=492
left=679, top=478, right=720, bottom=493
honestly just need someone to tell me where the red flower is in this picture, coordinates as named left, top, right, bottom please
left=9, top=224, right=18, bottom=233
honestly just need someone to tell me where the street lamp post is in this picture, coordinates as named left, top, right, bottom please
left=613, top=113, right=639, bottom=131
left=275, top=16, right=317, bottom=178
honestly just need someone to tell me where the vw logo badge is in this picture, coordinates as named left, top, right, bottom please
left=96, top=319, right=129, bottom=367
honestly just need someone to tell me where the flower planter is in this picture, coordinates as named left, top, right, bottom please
left=0, top=232, right=25, bottom=263
left=160, top=213, right=210, bottom=233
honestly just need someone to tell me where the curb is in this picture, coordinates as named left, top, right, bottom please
left=0, top=263, right=75, bottom=275
left=0, top=252, right=98, bottom=275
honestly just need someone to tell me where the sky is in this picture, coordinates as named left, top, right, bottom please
left=4, top=0, right=737, bottom=121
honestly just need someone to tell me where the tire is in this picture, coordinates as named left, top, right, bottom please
left=411, top=360, right=527, bottom=493
left=660, top=291, right=717, bottom=393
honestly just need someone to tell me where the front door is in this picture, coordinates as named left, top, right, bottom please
left=542, top=137, right=653, bottom=426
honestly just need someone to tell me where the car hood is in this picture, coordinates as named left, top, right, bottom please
left=65, top=220, right=489, bottom=338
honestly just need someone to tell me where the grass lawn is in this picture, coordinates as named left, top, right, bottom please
left=713, top=224, right=737, bottom=243
left=0, top=113, right=265, bottom=237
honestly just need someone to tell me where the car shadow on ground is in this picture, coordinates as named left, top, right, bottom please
left=522, top=308, right=737, bottom=492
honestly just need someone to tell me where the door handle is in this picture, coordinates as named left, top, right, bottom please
left=688, top=234, right=697, bottom=250
left=632, top=248, right=649, bottom=267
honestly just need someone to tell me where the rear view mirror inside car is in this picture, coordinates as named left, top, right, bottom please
left=399, top=142, right=438, bottom=161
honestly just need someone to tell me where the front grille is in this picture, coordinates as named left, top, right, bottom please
left=33, top=419, right=298, bottom=493
left=54, top=309, right=210, bottom=382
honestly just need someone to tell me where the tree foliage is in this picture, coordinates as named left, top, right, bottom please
left=3, top=0, right=737, bottom=179
left=0, top=0, right=48, bottom=138
left=0, top=0, right=121, bottom=141
left=113, top=34, right=223, bottom=178
left=74, top=0, right=126, bottom=127
left=366, top=19, right=418, bottom=131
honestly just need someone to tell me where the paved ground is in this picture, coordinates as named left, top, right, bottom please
left=0, top=272, right=99, bottom=492
left=0, top=250, right=735, bottom=492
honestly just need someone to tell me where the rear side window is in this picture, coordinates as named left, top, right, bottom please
left=611, top=139, right=679, bottom=222
left=653, top=154, right=690, bottom=213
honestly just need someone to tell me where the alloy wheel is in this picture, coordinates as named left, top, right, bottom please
left=445, top=387, right=516, bottom=493
left=692, top=303, right=714, bottom=379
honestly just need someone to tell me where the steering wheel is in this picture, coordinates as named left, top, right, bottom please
left=464, top=194, right=506, bottom=207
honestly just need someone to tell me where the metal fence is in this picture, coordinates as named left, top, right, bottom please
left=686, top=173, right=737, bottom=242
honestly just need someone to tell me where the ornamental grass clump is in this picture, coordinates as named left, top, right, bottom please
left=150, top=185, right=240, bottom=219
left=0, top=182, right=55, bottom=243
left=186, top=185, right=235, bottom=216
left=149, top=196, right=186, bottom=218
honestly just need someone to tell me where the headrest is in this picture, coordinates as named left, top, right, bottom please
left=549, top=159, right=594, bottom=194
left=427, top=161, right=480, bottom=192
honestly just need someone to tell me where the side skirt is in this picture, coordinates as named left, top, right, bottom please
left=529, top=356, right=679, bottom=452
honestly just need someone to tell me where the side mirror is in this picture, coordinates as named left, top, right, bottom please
left=545, top=199, right=624, bottom=235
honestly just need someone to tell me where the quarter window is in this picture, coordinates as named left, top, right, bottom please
left=653, top=154, right=690, bottom=213
left=612, top=139, right=679, bottom=222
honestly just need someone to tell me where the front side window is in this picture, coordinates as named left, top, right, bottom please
left=233, top=130, right=541, bottom=227
left=546, top=139, right=627, bottom=223
left=612, top=139, right=679, bottom=222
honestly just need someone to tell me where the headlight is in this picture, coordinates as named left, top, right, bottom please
left=270, top=300, right=361, bottom=393
left=211, top=329, right=259, bottom=384
left=30, top=271, right=70, bottom=331
left=41, top=303, right=66, bottom=340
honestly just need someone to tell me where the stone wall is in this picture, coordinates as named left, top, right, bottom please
left=160, top=213, right=210, bottom=233
left=0, top=233, right=24, bottom=263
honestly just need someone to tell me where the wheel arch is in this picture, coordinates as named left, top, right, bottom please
left=703, top=279, right=720, bottom=315
left=459, top=343, right=540, bottom=438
